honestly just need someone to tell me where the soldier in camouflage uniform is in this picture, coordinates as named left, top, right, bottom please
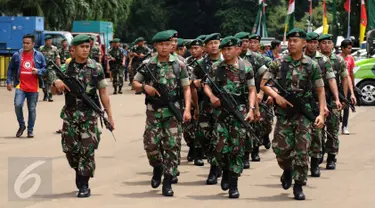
left=204, top=36, right=257, bottom=198
left=319, top=34, right=350, bottom=170
left=129, top=37, right=152, bottom=85
left=108, top=38, right=125, bottom=94
left=177, top=38, right=186, bottom=57
left=52, top=34, right=114, bottom=198
left=191, top=33, right=223, bottom=185
left=39, top=35, right=60, bottom=102
left=132, top=30, right=192, bottom=197
left=305, top=32, right=342, bottom=177
left=89, top=36, right=102, bottom=63
left=261, top=29, right=326, bottom=200
left=235, top=32, right=271, bottom=167
left=184, top=39, right=205, bottom=166
left=58, top=39, right=70, bottom=65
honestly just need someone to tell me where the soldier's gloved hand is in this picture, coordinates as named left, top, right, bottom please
left=144, top=85, right=160, bottom=97
left=335, top=100, right=342, bottom=111
left=314, top=114, right=325, bottom=129
left=53, top=79, right=70, bottom=93
left=350, top=94, right=357, bottom=106
left=210, top=96, right=221, bottom=107
left=183, top=109, right=192, bottom=123
left=275, top=95, right=293, bottom=109
left=245, top=110, right=255, bottom=122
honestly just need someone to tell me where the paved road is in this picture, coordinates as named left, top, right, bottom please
left=0, top=84, right=374, bottom=208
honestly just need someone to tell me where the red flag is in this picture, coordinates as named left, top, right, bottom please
left=309, top=0, right=312, bottom=15
left=344, top=0, right=350, bottom=12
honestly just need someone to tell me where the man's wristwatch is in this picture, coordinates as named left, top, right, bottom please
left=141, top=83, right=146, bottom=93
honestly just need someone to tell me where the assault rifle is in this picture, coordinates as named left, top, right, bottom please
left=49, top=60, right=116, bottom=141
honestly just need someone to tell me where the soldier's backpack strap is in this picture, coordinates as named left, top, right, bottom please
left=238, top=59, right=246, bottom=84
left=172, top=61, right=182, bottom=98
left=333, top=56, right=342, bottom=88
left=304, top=56, right=314, bottom=91
left=317, top=57, right=326, bottom=74
left=280, top=59, right=289, bottom=89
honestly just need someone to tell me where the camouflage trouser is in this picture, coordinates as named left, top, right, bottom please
left=324, top=104, right=340, bottom=155
left=272, top=114, right=312, bottom=183
left=250, top=104, right=274, bottom=151
left=309, top=128, right=323, bottom=158
left=61, top=118, right=101, bottom=177
left=183, top=120, right=201, bottom=148
left=43, top=69, right=56, bottom=97
left=112, top=68, right=124, bottom=87
left=212, top=107, right=247, bottom=175
left=143, top=112, right=182, bottom=177
left=197, top=105, right=218, bottom=166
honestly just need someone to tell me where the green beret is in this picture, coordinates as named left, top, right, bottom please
left=219, top=36, right=238, bottom=49
left=197, top=35, right=207, bottom=41
left=88, top=36, right=95, bottom=41
left=177, top=38, right=184, bottom=47
left=113, top=38, right=121, bottom=43
left=189, top=39, right=204, bottom=47
left=44, top=35, right=52, bottom=40
left=204, top=33, right=221, bottom=44
left=152, top=30, right=174, bottom=43
left=306, top=32, right=319, bottom=41
left=166, top=29, right=178, bottom=38
left=249, top=34, right=261, bottom=41
left=318, top=34, right=333, bottom=42
left=234, top=32, right=250, bottom=40
left=71, top=34, right=90, bottom=46
left=287, top=28, right=307, bottom=39
left=134, top=37, right=145, bottom=44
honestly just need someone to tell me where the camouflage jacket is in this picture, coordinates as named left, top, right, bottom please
left=192, top=55, right=223, bottom=80
left=60, top=58, right=108, bottom=122
left=130, top=45, right=152, bottom=63
left=306, top=51, right=336, bottom=83
left=240, top=49, right=268, bottom=90
left=108, top=47, right=124, bottom=70
left=89, top=44, right=102, bottom=61
left=186, top=56, right=203, bottom=79
left=327, top=52, right=348, bottom=87
left=39, top=45, right=60, bottom=69
left=58, top=47, right=70, bottom=64
left=134, top=54, right=190, bottom=118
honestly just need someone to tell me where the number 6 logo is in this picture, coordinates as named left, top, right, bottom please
left=13, top=160, right=46, bottom=199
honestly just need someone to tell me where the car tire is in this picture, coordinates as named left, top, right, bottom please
left=357, top=80, right=375, bottom=106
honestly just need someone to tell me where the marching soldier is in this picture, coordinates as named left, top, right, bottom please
left=89, top=36, right=102, bottom=64
left=108, top=38, right=125, bottom=94
left=261, top=29, right=326, bottom=200
left=132, top=30, right=192, bottom=197
left=58, top=39, right=70, bottom=65
left=129, top=37, right=152, bottom=85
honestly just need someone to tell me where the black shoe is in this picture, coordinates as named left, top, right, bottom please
left=194, top=148, right=204, bottom=166
left=75, top=170, right=80, bottom=189
left=27, top=132, right=34, bottom=138
left=221, top=170, right=230, bottom=191
left=77, top=176, right=91, bottom=198
left=151, top=166, right=163, bottom=188
left=187, top=147, right=194, bottom=162
left=118, top=88, right=123, bottom=94
left=162, top=175, right=174, bottom=197
left=310, top=157, right=321, bottom=177
left=113, top=87, right=117, bottom=95
left=135, top=91, right=142, bottom=95
left=293, top=182, right=306, bottom=200
left=228, top=174, right=240, bottom=198
left=280, top=170, right=292, bottom=190
left=16, top=126, right=26, bottom=137
left=171, top=176, right=178, bottom=184
left=326, top=154, right=336, bottom=170
left=251, top=146, right=261, bottom=162
left=43, top=93, right=48, bottom=101
left=48, top=98, right=53, bottom=102
left=206, top=166, right=219, bottom=185
left=243, top=152, right=250, bottom=169
left=263, top=135, right=271, bottom=149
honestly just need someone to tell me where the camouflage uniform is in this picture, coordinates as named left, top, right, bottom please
left=209, top=59, right=255, bottom=175
left=306, top=51, right=335, bottom=159
left=240, top=49, right=271, bottom=156
left=134, top=55, right=189, bottom=177
left=58, top=47, right=70, bottom=65
left=89, top=43, right=102, bottom=63
left=108, top=47, right=125, bottom=88
left=263, top=55, right=324, bottom=183
left=130, top=45, right=152, bottom=83
left=59, top=59, right=108, bottom=178
left=324, top=53, right=348, bottom=155
left=39, top=45, right=60, bottom=100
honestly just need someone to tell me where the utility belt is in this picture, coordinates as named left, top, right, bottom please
left=145, top=95, right=181, bottom=110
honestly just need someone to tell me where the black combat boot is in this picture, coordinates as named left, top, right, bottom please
left=293, top=181, right=306, bottom=200
left=43, top=89, right=48, bottom=101
left=280, top=170, right=292, bottom=190
left=228, top=173, right=240, bottom=198
left=206, top=165, right=219, bottom=185
left=194, top=148, right=204, bottom=166
left=77, top=176, right=91, bottom=198
left=151, top=166, right=163, bottom=188
left=118, top=86, right=123, bottom=94
left=113, top=87, right=117, bottom=95
left=221, top=170, right=230, bottom=191
left=187, top=146, right=194, bottom=162
left=171, top=176, right=178, bottom=184
left=310, top=157, right=321, bottom=177
left=162, top=175, right=174, bottom=197
left=48, top=93, right=53, bottom=102
left=243, top=152, right=250, bottom=169
left=263, top=134, right=271, bottom=149
left=75, top=169, right=80, bottom=189
left=326, top=154, right=336, bottom=170
left=251, top=146, right=260, bottom=162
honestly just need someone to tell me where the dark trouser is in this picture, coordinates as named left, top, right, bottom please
left=341, top=92, right=351, bottom=129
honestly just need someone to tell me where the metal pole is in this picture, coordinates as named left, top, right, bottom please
left=347, top=0, right=351, bottom=39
